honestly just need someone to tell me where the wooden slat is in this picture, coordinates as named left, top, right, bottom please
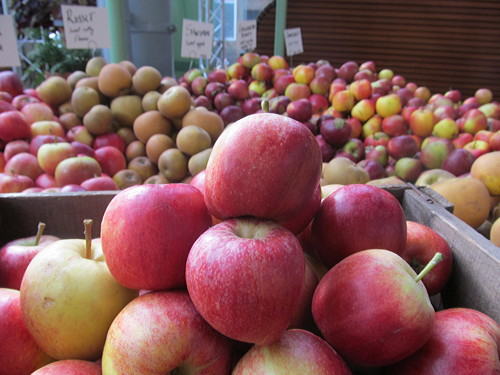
left=256, top=0, right=500, bottom=98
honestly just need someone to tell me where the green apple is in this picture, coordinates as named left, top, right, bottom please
left=20, top=220, right=138, bottom=361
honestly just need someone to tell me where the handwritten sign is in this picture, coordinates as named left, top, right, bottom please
left=61, top=5, right=111, bottom=49
left=284, top=27, right=303, bottom=56
left=237, top=20, right=256, bottom=52
left=0, top=15, right=21, bottom=67
left=181, top=19, right=213, bottom=59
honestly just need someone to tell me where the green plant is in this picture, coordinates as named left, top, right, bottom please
left=21, top=28, right=93, bottom=87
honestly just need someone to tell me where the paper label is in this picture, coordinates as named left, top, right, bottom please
left=284, top=27, right=303, bottom=56
left=181, top=19, right=214, bottom=59
left=237, top=20, right=256, bottom=51
left=61, top=5, right=111, bottom=49
left=0, top=15, right=21, bottom=67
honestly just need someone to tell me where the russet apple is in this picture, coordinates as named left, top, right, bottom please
left=186, top=218, right=305, bottom=345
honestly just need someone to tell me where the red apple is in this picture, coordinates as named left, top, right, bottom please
left=452, top=132, right=474, bottom=149
left=35, top=173, right=57, bottom=189
left=241, top=97, right=262, bottom=116
left=349, top=78, right=372, bottom=100
left=387, top=134, right=419, bottom=160
left=227, top=79, right=249, bottom=100
left=94, top=146, right=127, bottom=178
left=357, top=159, right=387, bottom=180
left=219, top=105, right=245, bottom=125
left=0, top=99, right=15, bottom=113
left=0, top=110, right=31, bottom=142
left=101, top=290, right=232, bottom=374
left=441, top=148, right=476, bottom=176
left=11, top=94, right=40, bottom=110
left=0, top=71, right=24, bottom=97
left=70, top=141, right=96, bottom=158
left=461, top=108, right=488, bottom=134
left=312, top=249, right=435, bottom=367
left=401, top=221, right=453, bottom=296
left=363, top=131, right=390, bottom=148
left=309, top=75, right=331, bottom=95
left=419, top=137, right=454, bottom=169
left=312, top=184, right=407, bottom=268
left=463, top=139, right=491, bottom=159
left=204, top=81, right=226, bottom=101
left=350, top=98, right=375, bottom=122
left=489, top=130, right=500, bottom=151
left=101, top=183, right=212, bottom=290
left=339, top=137, right=365, bottom=161
left=0, top=222, right=59, bottom=290
left=232, top=329, right=351, bottom=374
left=186, top=218, right=305, bottom=345
left=284, top=82, right=311, bottom=101
left=409, top=108, right=436, bottom=137
left=382, top=114, right=409, bottom=136
left=286, top=98, right=313, bottom=123
left=268, top=95, right=291, bottom=114
left=21, top=102, right=54, bottom=125
left=251, top=62, right=273, bottom=82
left=207, top=68, right=228, bottom=84
left=308, top=93, right=329, bottom=114
left=319, top=117, right=351, bottom=146
left=337, top=60, right=358, bottom=82
left=386, top=308, right=500, bottom=374
left=204, top=113, right=322, bottom=222
left=0, top=288, right=53, bottom=374
left=227, top=62, right=249, bottom=80
left=316, top=134, right=335, bottom=162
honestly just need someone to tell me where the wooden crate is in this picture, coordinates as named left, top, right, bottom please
left=0, top=185, right=498, bottom=323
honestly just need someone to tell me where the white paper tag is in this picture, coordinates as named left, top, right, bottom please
left=61, top=5, right=111, bottom=49
left=0, top=15, right=21, bottom=67
left=284, top=27, right=303, bottom=56
left=181, top=19, right=214, bottom=59
left=237, top=20, right=256, bottom=52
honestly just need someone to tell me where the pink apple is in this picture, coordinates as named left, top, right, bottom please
left=337, top=60, right=358, bottom=82
left=0, top=223, right=59, bottom=290
left=4, top=152, right=43, bottom=181
left=101, top=290, right=232, bottom=374
left=232, top=329, right=352, bottom=374
left=0, top=173, right=34, bottom=192
left=35, top=173, right=57, bottom=189
left=0, top=110, right=31, bottom=142
left=80, top=175, right=119, bottom=191
left=386, top=308, right=500, bottom=374
left=204, top=113, right=322, bottom=222
left=0, top=289, right=53, bottom=374
left=21, top=102, right=54, bottom=125
left=316, top=134, right=335, bottom=162
left=4, top=139, right=30, bottom=160
left=308, top=93, right=329, bottom=114
left=31, top=359, right=101, bottom=375
left=186, top=218, right=305, bottom=345
left=92, top=133, right=126, bottom=153
left=54, top=156, right=102, bottom=187
left=0, top=99, right=15, bottom=113
left=312, top=184, right=407, bottom=268
left=11, top=94, right=40, bottom=110
left=60, top=184, right=86, bottom=192
left=101, top=183, right=212, bottom=290
left=242, top=97, right=262, bottom=116
left=312, top=249, right=435, bottom=367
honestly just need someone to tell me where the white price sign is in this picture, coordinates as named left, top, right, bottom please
left=237, top=20, right=256, bottom=52
left=61, top=5, right=111, bottom=49
left=181, top=19, right=214, bottom=59
left=284, top=27, right=303, bottom=56
left=0, top=15, right=21, bottom=67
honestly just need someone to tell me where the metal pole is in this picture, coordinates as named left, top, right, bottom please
left=106, top=0, right=129, bottom=62
left=274, top=0, right=287, bottom=57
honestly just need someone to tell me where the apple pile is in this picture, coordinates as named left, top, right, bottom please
left=1, top=112, right=499, bottom=374
left=0, top=58, right=223, bottom=193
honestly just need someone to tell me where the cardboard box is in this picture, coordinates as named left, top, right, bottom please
left=0, top=185, right=498, bottom=323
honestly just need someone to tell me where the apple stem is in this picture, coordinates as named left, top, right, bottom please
left=261, top=99, right=269, bottom=113
left=83, top=219, right=93, bottom=260
left=414, top=252, right=444, bottom=283
left=33, top=222, right=46, bottom=246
